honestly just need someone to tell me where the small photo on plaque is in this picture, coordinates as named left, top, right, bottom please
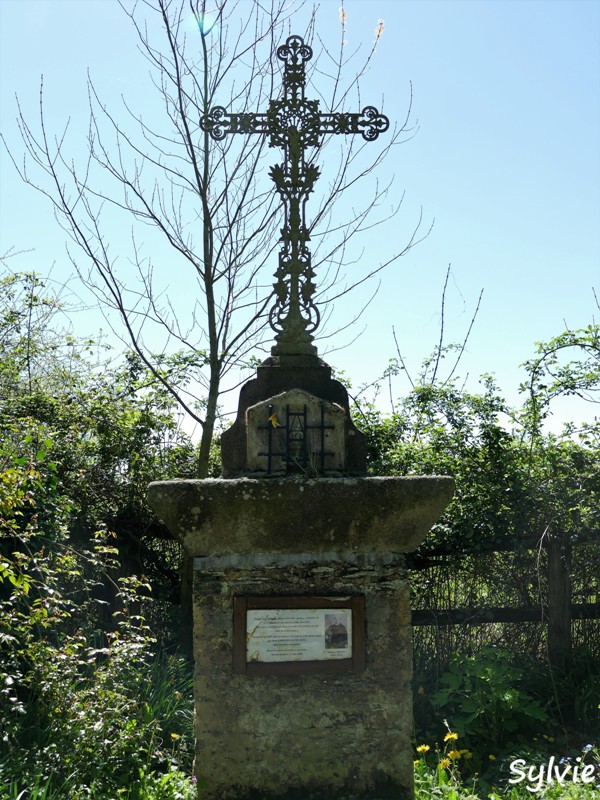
left=233, top=596, right=365, bottom=675
left=324, top=614, right=349, bottom=650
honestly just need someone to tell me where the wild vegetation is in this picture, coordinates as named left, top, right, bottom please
left=355, top=312, right=600, bottom=798
left=0, top=272, right=197, bottom=798
left=0, top=269, right=598, bottom=798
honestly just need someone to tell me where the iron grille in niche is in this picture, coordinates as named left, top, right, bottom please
left=257, top=402, right=335, bottom=474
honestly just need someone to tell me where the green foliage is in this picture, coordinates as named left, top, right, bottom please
left=523, top=651, right=600, bottom=733
left=414, top=758, right=600, bottom=800
left=0, top=462, right=194, bottom=796
left=414, top=728, right=600, bottom=799
left=419, top=648, right=551, bottom=757
left=354, top=333, right=599, bottom=559
left=357, top=378, right=523, bottom=554
left=0, top=424, right=194, bottom=795
left=0, top=271, right=199, bottom=625
left=0, top=271, right=197, bottom=493
left=414, top=727, right=478, bottom=798
left=521, top=325, right=600, bottom=438
left=1, top=630, right=194, bottom=795
left=0, top=272, right=196, bottom=797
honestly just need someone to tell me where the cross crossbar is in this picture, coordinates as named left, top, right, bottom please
left=204, top=107, right=389, bottom=143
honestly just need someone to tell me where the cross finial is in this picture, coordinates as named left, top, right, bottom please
left=201, top=35, right=389, bottom=359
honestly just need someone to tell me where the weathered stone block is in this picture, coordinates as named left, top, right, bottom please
left=219, top=361, right=367, bottom=476
left=188, top=559, right=415, bottom=799
left=147, top=476, right=454, bottom=556
left=148, top=474, right=453, bottom=800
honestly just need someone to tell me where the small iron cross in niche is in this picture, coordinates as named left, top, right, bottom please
left=200, top=35, right=389, bottom=357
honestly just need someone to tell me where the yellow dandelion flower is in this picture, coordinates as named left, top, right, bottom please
left=413, top=759, right=420, bottom=766
left=489, top=754, right=496, bottom=760
left=444, top=732, right=459, bottom=742
left=170, top=733, right=180, bottom=740
left=459, top=749, right=473, bottom=759
left=416, top=744, right=430, bottom=754
left=438, top=758, right=451, bottom=770
left=448, top=750, right=461, bottom=760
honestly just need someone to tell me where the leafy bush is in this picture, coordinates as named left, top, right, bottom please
left=0, top=557, right=195, bottom=797
left=0, top=427, right=194, bottom=797
left=420, top=647, right=551, bottom=756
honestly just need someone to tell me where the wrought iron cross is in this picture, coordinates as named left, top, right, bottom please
left=200, top=35, right=389, bottom=358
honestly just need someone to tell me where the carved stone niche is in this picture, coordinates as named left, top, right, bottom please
left=220, top=360, right=366, bottom=477
left=246, top=389, right=346, bottom=475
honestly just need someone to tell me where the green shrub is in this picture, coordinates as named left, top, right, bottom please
left=422, top=647, right=551, bottom=756
left=0, top=433, right=194, bottom=797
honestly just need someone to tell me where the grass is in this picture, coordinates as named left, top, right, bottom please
left=413, top=733, right=599, bottom=799
left=414, top=764, right=600, bottom=799
left=3, top=749, right=598, bottom=799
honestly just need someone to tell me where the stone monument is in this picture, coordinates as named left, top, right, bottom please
left=148, top=35, right=453, bottom=800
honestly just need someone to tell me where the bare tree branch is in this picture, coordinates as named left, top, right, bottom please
left=3, top=0, right=425, bottom=478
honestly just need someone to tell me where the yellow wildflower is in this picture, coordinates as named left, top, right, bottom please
left=489, top=754, right=496, bottom=760
left=444, top=731, right=459, bottom=742
left=170, top=733, right=180, bottom=740
left=459, top=749, right=473, bottom=759
left=438, top=758, right=451, bottom=770
left=448, top=750, right=461, bottom=760
left=416, top=744, right=430, bottom=754
left=413, top=759, right=420, bottom=766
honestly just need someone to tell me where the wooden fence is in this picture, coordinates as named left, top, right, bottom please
left=409, top=532, right=600, bottom=670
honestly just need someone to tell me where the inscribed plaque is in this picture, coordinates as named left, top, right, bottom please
left=246, top=608, right=352, bottom=662
left=233, top=596, right=365, bottom=675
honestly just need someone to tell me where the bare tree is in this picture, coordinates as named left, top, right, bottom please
left=3, top=0, right=429, bottom=645
left=5, top=0, right=425, bottom=478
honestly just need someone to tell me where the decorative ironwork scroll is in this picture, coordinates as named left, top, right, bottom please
left=201, top=35, right=389, bottom=357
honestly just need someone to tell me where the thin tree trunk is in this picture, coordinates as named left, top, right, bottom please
left=179, top=353, right=221, bottom=649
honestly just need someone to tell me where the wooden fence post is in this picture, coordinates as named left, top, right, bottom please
left=547, top=531, right=572, bottom=671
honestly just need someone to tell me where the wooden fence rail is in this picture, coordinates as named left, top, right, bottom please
left=409, top=533, right=599, bottom=669
left=411, top=602, right=599, bottom=626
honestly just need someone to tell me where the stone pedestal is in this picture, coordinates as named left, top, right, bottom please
left=148, top=476, right=453, bottom=800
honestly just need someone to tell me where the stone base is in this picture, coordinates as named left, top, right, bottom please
left=192, top=554, right=414, bottom=800
left=147, top=475, right=454, bottom=800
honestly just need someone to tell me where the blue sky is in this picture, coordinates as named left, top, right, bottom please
left=1, top=0, right=598, bottom=431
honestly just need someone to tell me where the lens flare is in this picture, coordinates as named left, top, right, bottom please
left=185, top=10, right=218, bottom=36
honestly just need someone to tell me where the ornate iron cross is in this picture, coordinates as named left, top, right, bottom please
left=200, top=35, right=389, bottom=358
